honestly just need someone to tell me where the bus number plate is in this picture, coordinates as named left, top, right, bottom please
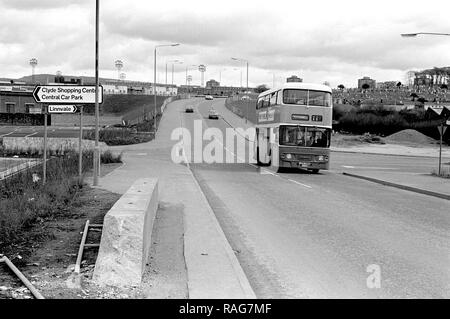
left=311, top=115, right=323, bottom=122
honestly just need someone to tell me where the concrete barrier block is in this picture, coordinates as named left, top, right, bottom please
left=93, top=178, right=158, bottom=287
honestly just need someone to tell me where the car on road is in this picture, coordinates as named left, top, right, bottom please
left=208, top=108, right=219, bottom=119
left=205, top=95, right=214, bottom=100
left=185, top=105, right=194, bottom=113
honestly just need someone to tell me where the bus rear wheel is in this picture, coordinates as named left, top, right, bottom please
left=309, top=169, right=319, bottom=174
left=256, top=147, right=263, bottom=166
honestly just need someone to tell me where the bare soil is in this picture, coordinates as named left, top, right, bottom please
left=386, top=129, right=438, bottom=145
left=1, top=162, right=189, bottom=299
left=0, top=164, right=123, bottom=299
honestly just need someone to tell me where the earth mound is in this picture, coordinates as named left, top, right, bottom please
left=386, top=129, right=437, bottom=144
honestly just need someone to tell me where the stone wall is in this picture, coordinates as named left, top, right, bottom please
left=2, top=136, right=107, bottom=154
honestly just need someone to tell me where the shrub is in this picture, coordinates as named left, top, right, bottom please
left=0, top=152, right=92, bottom=246
left=83, top=128, right=153, bottom=145
left=100, top=150, right=123, bottom=164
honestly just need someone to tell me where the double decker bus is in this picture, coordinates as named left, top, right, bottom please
left=253, top=82, right=332, bottom=173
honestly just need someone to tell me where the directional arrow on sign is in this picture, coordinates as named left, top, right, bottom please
left=48, top=105, right=77, bottom=113
left=32, top=85, right=103, bottom=104
left=33, top=86, right=41, bottom=102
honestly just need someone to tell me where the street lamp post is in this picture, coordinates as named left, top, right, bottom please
left=29, top=58, right=38, bottom=84
left=165, top=59, right=179, bottom=86
left=232, top=57, right=249, bottom=123
left=219, top=68, right=227, bottom=85
left=172, top=61, right=183, bottom=85
left=233, top=68, right=242, bottom=87
left=93, top=0, right=100, bottom=186
left=401, top=31, right=450, bottom=176
left=185, top=64, right=197, bottom=86
left=115, top=60, right=123, bottom=81
left=154, top=43, right=180, bottom=134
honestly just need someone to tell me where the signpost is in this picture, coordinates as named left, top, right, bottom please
left=33, top=85, right=103, bottom=184
left=43, top=108, right=48, bottom=184
left=48, top=105, right=77, bottom=113
left=32, top=85, right=103, bottom=104
left=437, top=122, right=448, bottom=176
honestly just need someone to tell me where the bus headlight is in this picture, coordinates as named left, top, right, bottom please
left=317, top=155, right=325, bottom=161
left=286, top=153, right=293, bottom=160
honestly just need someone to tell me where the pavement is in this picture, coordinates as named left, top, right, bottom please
left=92, top=98, right=256, bottom=299
left=331, top=143, right=450, bottom=158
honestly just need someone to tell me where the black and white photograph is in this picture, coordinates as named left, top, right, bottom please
left=0, top=0, right=448, bottom=310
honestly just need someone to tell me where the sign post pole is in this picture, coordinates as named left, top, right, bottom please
left=93, top=0, right=100, bottom=186
left=79, top=105, right=83, bottom=178
left=43, top=107, right=48, bottom=185
left=439, top=123, right=443, bottom=176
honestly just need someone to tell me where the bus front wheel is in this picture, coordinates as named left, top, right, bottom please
left=309, top=169, right=319, bottom=174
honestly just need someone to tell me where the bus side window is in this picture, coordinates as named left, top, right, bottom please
left=270, top=92, right=277, bottom=106
left=264, top=95, right=270, bottom=107
left=257, top=98, right=263, bottom=109
left=276, top=90, right=282, bottom=104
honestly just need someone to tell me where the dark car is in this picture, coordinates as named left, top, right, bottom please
left=208, top=109, right=219, bottom=119
left=185, top=105, right=194, bottom=113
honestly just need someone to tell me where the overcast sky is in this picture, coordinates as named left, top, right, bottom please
left=1, top=0, right=450, bottom=88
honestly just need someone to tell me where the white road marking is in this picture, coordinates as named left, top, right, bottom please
left=288, top=178, right=313, bottom=189
left=0, top=128, right=20, bottom=138
left=342, top=165, right=397, bottom=170
left=260, top=169, right=274, bottom=175
left=25, top=132, right=38, bottom=137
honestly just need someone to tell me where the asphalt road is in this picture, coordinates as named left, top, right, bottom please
left=179, top=98, right=449, bottom=298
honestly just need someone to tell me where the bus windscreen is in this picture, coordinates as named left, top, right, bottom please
left=279, top=126, right=331, bottom=148
left=283, top=89, right=331, bottom=107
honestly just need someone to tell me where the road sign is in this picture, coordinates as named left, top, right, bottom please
left=33, top=85, right=103, bottom=104
left=48, top=105, right=77, bottom=113
left=438, top=125, right=448, bottom=136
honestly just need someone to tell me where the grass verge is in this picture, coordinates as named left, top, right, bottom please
left=0, top=150, right=122, bottom=249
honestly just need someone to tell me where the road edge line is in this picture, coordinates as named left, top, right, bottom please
left=332, top=149, right=450, bottom=159
left=342, top=172, right=450, bottom=201
left=179, top=101, right=256, bottom=299
left=187, top=167, right=257, bottom=299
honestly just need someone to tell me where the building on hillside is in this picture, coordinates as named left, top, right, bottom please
left=287, top=75, right=303, bottom=83
left=102, top=83, right=128, bottom=94
left=0, top=89, right=41, bottom=113
left=376, top=81, right=398, bottom=90
left=358, top=76, right=376, bottom=89
left=206, top=79, right=220, bottom=89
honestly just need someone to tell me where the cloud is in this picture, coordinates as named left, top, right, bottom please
left=0, top=0, right=90, bottom=10
left=0, top=0, right=450, bottom=88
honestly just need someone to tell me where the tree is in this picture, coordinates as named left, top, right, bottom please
left=410, top=92, right=418, bottom=101
left=254, top=84, right=269, bottom=93
left=440, top=84, right=448, bottom=90
left=361, top=83, right=370, bottom=90
left=396, top=82, right=402, bottom=88
left=338, top=84, right=345, bottom=90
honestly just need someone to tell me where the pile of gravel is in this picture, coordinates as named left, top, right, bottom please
left=386, top=129, right=437, bottom=144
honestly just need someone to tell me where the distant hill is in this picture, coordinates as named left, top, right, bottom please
left=17, top=74, right=120, bottom=85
